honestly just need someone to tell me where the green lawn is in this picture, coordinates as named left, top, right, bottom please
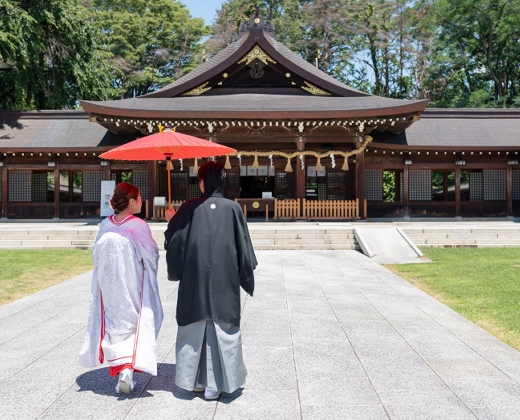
left=385, top=248, right=520, bottom=351
left=0, top=249, right=93, bottom=306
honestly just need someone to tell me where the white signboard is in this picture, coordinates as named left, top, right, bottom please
left=100, top=180, right=116, bottom=217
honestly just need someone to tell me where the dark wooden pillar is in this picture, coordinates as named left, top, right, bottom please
left=506, top=165, right=513, bottom=216
left=53, top=166, right=60, bottom=218
left=403, top=165, right=409, bottom=218
left=148, top=161, right=157, bottom=220
left=296, top=137, right=306, bottom=200
left=1, top=166, right=7, bottom=218
left=443, top=171, right=448, bottom=201
left=455, top=167, right=461, bottom=217
left=355, top=136, right=366, bottom=219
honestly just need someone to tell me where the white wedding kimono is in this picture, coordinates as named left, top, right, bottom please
left=78, top=215, right=163, bottom=376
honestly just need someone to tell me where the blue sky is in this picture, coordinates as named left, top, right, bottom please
left=182, top=0, right=225, bottom=25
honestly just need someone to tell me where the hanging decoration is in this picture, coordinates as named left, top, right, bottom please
left=221, top=135, right=372, bottom=171
left=179, top=159, right=183, bottom=171
left=285, top=157, right=293, bottom=172
left=193, top=158, right=199, bottom=173
left=182, top=135, right=372, bottom=173
left=224, top=154, right=231, bottom=169
left=252, top=155, right=260, bottom=169
left=316, top=157, right=323, bottom=171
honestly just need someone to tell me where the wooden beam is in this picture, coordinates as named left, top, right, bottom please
left=455, top=167, right=461, bottom=217
left=54, top=166, right=59, bottom=218
left=1, top=167, right=7, bottom=217
left=403, top=166, right=409, bottom=218
left=507, top=166, right=513, bottom=216
left=355, top=136, right=366, bottom=219
left=148, top=161, right=157, bottom=220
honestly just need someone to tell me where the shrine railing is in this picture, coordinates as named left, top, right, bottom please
left=152, top=201, right=185, bottom=221
left=274, top=199, right=301, bottom=220
left=302, top=198, right=360, bottom=220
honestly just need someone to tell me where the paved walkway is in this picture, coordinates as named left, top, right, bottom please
left=2, top=248, right=520, bottom=419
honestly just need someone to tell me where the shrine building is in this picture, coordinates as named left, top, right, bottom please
left=0, top=13, right=519, bottom=220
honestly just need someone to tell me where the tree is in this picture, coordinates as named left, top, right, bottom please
left=418, top=0, right=520, bottom=107
left=0, top=0, right=113, bottom=110
left=90, top=0, right=209, bottom=99
left=206, top=0, right=307, bottom=55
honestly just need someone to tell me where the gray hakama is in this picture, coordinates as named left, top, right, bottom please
left=175, top=320, right=247, bottom=394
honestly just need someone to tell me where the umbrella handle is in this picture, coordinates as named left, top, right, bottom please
left=167, top=161, right=171, bottom=208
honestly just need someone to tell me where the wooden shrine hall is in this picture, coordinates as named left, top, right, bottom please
left=0, top=13, right=520, bottom=220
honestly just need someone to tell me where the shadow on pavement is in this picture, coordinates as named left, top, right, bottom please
left=76, top=363, right=243, bottom=403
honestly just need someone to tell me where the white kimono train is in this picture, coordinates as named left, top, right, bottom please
left=78, top=215, right=163, bottom=376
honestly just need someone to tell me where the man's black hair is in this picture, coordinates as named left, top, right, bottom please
left=198, top=160, right=226, bottom=193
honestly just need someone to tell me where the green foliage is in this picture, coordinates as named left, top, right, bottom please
left=0, top=249, right=93, bottom=305
left=383, top=171, right=395, bottom=202
left=0, top=0, right=113, bottom=110
left=91, top=0, right=209, bottom=99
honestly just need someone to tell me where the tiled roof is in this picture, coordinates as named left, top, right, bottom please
left=82, top=94, right=427, bottom=119
left=372, top=109, right=520, bottom=148
left=264, top=34, right=367, bottom=97
left=143, top=33, right=250, bottom=98
left=0, top=112, right=133, bottom=149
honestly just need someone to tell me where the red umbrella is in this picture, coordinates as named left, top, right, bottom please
left=99, top=130, right=236, bottom=207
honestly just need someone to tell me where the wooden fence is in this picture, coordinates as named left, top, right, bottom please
left=153, top=201, right=185, bottom=221
left=303, top=199, right=360, bottom=220
left=274, top=199, right=301, bottom=220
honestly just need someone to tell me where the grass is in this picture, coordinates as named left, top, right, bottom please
left=0, top=249, right=93, bottom=306
left=385, top=247, right=520, bottom=351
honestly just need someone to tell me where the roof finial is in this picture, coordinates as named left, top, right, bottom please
left=255, top=6, right=260, bottom=18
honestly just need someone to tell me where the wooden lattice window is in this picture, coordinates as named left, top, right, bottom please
left=83, top=171, right=104, bottom=202
left=327, top=172, right=346, bottom=200
left=513, top=170, right=520, bottom=200
left=409, top=170, right=431, bottom=201
left=276, top=172, right=288, bottom=199
left=317, top=181, right=326, bottom=200
left=172, top=173, right=188, bottom=201
left=111, top=173, right=117, bottom=181
left=133, top=170, right=148, bottom=199
left=9, top=171, right=31, bottom=202
left=483, top=170, right=506, bottom=200
left=469, top=172, right=483, bottom=201
left=32, top=173, right=48, bottom=202
left=226, top=172, right=240, bottom=199
left=189, top=177, right=201, bottom=199
left=365, top=170, right=383, bottom=201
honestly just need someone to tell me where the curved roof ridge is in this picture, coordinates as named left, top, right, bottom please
left=265, top=34, right=368, bottom=97
left=141, top=32, right=250, bottom=98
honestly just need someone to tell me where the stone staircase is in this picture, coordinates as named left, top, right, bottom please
left=1, top=223, right=520, bottom=250
left=402, top=227, right=520, bottom=248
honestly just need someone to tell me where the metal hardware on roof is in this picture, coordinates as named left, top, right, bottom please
left=183, top=82, right=211, bottom=96
left=237, top=45, right=276, bottom=66
left=301, top=81, right=330, bottom=96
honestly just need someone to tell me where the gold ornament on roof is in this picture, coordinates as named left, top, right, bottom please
left=183, top=82, right=212, bottom=96
left=237, top=45, right=277, bottom=66
left=301, top=81, right=330, bottom=96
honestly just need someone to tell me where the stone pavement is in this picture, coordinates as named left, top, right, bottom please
left=2, top=249, right=520, bottom=419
